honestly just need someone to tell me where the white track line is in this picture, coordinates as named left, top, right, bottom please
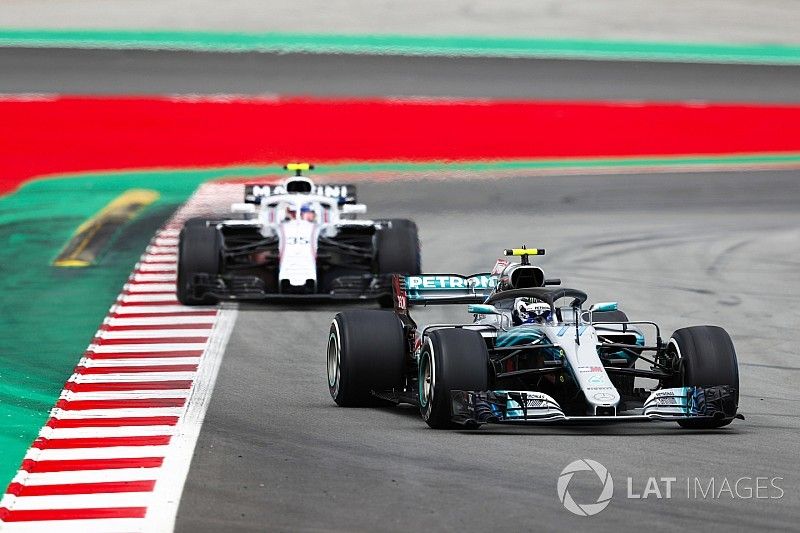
left=104, top=316, right=216, bottom=326
left=42, top=426, right=178, bottom=439
left=129, top=274, right=177, bottom=283
left=2, top=493, right=154, bottom=510
left=61, top=389, right=191, bottom=396
left=12, top=469, right=160, bottom=486
left=78, top=358, right=201, bottom=367
left=146, top=308, right=236, bottom=532
left=123, top=284, right=177, bottom=293
left=110, top=305, right=211, bottom=315
left=68, top=373, right=199, bottom=383
left=134, top=264, right=177, bottom=273
left=25, top=447, right=170, bottom=462
left=138, top=254, right=178, bottom=263
left=145, top=246, right=177, bottom=254
left=88, top=343, right=208, bottom=353
left=50, top=407, right=187, bottom=419
left=0, top=519, right=149, bottom=533
left=94, top=330, right=210, bottom=339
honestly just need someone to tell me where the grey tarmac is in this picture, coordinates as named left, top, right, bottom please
left=176, top=170, right=800, bottom=532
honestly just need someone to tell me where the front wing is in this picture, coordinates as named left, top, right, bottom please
left=450, top=386, right=738, bottom=425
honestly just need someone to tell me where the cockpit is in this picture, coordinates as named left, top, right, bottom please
left=269, top=199, right=330, bottom=224
left=478, top=287, right=590, bottom=330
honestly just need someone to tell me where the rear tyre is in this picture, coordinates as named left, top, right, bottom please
left=377, top=219, right=421, bottom=308
left=667, top=325, right=739, bottom=429
left=377, top=219, right=421, bottom=275
left=176, top=218, right=222, bottom=305
left=419, top=329, right=489, bottom=429
left=328, top=310, right=406, bottom=407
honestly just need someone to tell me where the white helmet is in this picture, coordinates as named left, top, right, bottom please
left=513, top=298, right=553, bottom=325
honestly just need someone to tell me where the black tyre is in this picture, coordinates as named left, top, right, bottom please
left=328, top=310, right=406, bottom=406
left=377, top=219, right=421, bottom=275
left=376, top=219, right=421, bottom=308
left=419, top=329, right=489, bottom=429
left=176, top=218, right=222, bottom=305
left=667, top=325, right=739, bottom=429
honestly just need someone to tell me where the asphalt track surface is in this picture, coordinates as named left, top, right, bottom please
left=6, top=49, right=800, bottom=531
left=3, top=48, right=800, bottom=101
left=176, top=171, right=800, bottom=532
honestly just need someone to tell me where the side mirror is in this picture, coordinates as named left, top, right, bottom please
left=589, top=302, right=618, bottom=312
left=341, top=203, right=367, bottom=215
left=468, top=304, right=500, bottom=315
left=231, top=202, right=256, bottom=214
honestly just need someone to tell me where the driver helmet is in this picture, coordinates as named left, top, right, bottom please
left=514, top=298, right=553, bottom=325
left=300, top=202, right=316, bottom=221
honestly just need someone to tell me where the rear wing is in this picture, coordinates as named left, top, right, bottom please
left=244, top=183, right=358, bottom=204
left=392, top=273, right=498, bottom=312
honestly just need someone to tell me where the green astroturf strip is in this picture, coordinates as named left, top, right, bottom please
left=2, top=29, right=800, bottom=64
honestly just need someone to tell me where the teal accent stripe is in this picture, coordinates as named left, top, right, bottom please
left=3, top=29, right=800, bottom=65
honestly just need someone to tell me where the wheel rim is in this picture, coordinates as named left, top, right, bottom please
left=667, top=338, right=685, bottom=387
left=420, top=350, right=433, bottom=408
left=327, top=330, right=340, bottom=393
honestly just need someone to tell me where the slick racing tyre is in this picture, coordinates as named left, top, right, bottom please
left=377, top=219, right=421, bottom=276
left=667, top=325, right=739, bottom=429
left=328, top=310, right=405, bottom=406
left=419, top=329, right=489, bottom=429
left=376, top=219, right=421, bottom=308
left=176, top=218, right=222, bottom=305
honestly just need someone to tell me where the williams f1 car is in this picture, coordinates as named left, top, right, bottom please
left=177, top=164, right=420, bottom=305
left=327, top=247, right=741, bottom=429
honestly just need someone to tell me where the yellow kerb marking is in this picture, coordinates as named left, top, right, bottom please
left=53, top=189, right=160, bottom=267
left=52, top=259, right=92, bottom=268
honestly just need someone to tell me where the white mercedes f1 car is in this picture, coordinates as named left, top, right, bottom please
left=177, top=164, right=420, bottom=305
left=327, top=247, right=741, bottom=429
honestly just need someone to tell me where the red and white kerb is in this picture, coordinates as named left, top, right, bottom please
left=0, top=183, right=241, bottom=532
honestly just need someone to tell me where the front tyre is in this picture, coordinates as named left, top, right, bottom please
left=668, top=325, right=739, bottom=429
left=419, top=329, right=489, bottom=429
left=328, top=310, right=405, bottom=407
left=176, top=218, right=222, bottom=305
